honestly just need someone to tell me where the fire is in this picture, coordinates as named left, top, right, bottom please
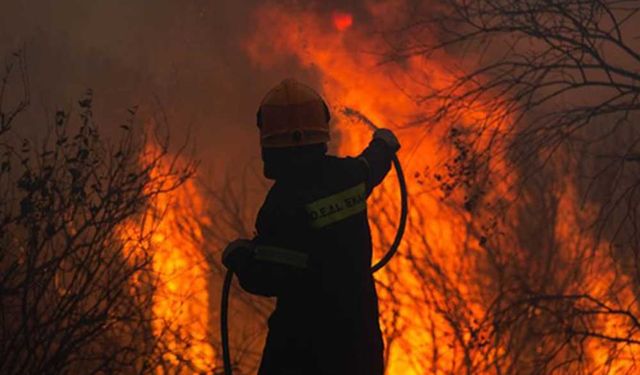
left=121, top=142, right=215, bottom=373
left=245, top=4, right=499, bottom=373
left=332, top=11, right=353, bottom=31
left=245, top=2, right=640, bottom=374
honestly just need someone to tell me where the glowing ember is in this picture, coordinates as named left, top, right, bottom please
left=332, top=11, right=353, bottom=31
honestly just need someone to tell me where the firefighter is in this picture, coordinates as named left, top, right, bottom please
left=222, top=78, right=400, bottom=375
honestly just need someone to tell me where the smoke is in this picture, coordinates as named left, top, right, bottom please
left=3, top=1, right=639, bottom=372
left=0, top=0, right=409, bottom=175
left=0, top=0, right=323, bottom=176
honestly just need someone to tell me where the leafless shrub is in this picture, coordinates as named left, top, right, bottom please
left=373, top=1, right=640, bottom=373
left=0, top=51, right=196, bottom=374
left=198, top=164, right=273, bottom=374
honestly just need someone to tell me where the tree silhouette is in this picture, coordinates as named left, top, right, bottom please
left=0, top=51, right=198, bottom=374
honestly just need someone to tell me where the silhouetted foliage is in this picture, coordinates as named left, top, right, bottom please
left=0, top=51, right=196, bottom=374
left=376, top=1, right=640, bottom=373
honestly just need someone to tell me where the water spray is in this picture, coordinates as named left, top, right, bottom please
left=220, top=108, right=408, bottom=373
left=341, top=107, right=408, bottom=272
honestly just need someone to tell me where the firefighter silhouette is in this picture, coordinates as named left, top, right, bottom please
left=222, top=79, right=400, bottom=375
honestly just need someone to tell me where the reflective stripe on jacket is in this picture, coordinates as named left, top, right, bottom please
left=233, top=138, right=393, bottom=375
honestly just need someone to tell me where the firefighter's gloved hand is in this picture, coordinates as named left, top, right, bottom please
left=222, top=239, right=253, bottom=271
left=373, top=128, right=400, bottom=152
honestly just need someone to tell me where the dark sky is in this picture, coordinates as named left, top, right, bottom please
left=0, top=0, right=340, bottom=176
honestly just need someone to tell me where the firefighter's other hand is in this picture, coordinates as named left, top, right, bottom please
left=373, top=128, right=400, bottom=152
left=222, top=239, right=253, bottom=271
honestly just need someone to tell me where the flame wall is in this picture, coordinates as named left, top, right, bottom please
left=244, top=2, right=640, bottom=374
left=6, top=0, right=637, bottom=373
left=121, top=144, right=215, bottom=373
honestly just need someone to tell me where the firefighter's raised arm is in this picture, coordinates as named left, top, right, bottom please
left=358, top=128, right=401, bottom=193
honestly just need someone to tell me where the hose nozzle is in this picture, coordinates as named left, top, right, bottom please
left=341, top=107, right=380, bottom=131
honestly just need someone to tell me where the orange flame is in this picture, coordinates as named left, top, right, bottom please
left=245, top=4, right=507, bottom=373
left=245, top=2, right=640, bottom=374
left=121, top=142, right=215, bottom=372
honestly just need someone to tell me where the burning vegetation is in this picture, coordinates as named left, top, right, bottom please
left=1, top=0, right=640, bottom=374
left=242, top=1, right=640, bottom=373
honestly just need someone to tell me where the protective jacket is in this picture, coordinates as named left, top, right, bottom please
left=233, top=138, right=394, bottom=375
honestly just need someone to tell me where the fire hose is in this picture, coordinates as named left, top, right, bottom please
left=220, top=108, right=408, bottom=374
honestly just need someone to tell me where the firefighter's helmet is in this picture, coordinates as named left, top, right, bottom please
left=257, top=79, right=330, bottom=148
